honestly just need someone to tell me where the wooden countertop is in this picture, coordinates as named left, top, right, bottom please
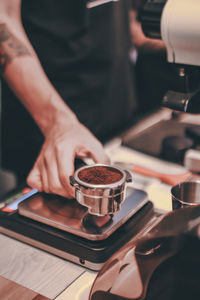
left=0, top=275, right=50, bottom=300
left=0, top=234, right=86, bottom=299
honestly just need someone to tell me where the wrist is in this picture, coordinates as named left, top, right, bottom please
left=32, top=96, right=79, bottom=137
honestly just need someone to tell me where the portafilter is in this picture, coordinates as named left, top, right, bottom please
left=70, top=164, right=132, bottom=216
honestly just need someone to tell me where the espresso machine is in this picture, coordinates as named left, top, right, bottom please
left=140, top=0, right=200, bottom=113
left=124, top=0, right=200, bottom=166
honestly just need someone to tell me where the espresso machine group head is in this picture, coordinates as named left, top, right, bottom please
left=140, top=0, right=200, bottom=113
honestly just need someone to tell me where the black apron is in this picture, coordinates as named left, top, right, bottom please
left=2, top=0, right=137, bottom=182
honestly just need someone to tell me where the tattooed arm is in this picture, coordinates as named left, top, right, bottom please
left=0, top=23, right=30, bottom=73
left=0, top=0, right=108, bottom=198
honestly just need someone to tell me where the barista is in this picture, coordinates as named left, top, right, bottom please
left=0, top=0, right=137, bottom=198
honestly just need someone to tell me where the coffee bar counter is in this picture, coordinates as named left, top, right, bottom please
left=0, top=108, right=200, bottom=299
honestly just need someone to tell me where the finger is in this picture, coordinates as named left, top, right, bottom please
left=55, top=147, right=75, bottom=198
left=45, top=157, right=75, bottom=199
left=91, top=150, right=110, bottom=164
left=39, top=157, right=50, bottom=194
left=27, top=164, right=42, bottom=192
left=85, top=141, right=110, bottom=164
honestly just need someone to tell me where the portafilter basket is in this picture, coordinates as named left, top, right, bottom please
left=70, top=164, right=132, bottom=216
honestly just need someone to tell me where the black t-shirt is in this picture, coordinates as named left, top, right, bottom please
left=2, top=0, right=137, bottom=180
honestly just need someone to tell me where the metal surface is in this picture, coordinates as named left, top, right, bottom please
left=171, top=181, right=200, bottom=209
left=70, top=164, right=132, bottom=216
left=18, top=188, right=148, bottom=241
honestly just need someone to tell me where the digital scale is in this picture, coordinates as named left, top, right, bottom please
left=0, top=185, right=154, bottom=270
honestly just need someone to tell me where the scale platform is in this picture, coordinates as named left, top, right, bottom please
left=0, top=186, right=154, bottom=270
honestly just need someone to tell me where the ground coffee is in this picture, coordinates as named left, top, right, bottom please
left=78, top=166, right=123, bottom=185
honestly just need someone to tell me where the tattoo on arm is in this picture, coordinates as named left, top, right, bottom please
left=0, top=23, right=31, bottom=74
